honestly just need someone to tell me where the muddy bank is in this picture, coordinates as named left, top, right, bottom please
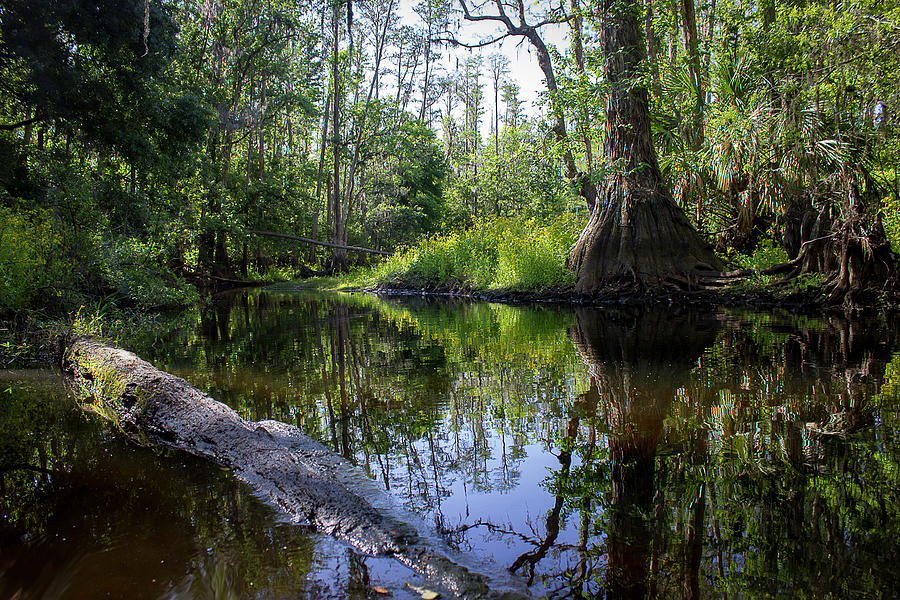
left=61, top=337, right=531, bottom=600
left=369, top=280, right=826, bottom=314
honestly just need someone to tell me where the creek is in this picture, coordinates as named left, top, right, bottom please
left=2, top=290, right=900, bottom=598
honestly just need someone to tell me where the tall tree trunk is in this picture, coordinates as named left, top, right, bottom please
left=680, top=0, right=704, bottom=150
left=259, top=76, right=267, bottom=181
left=419, top=0, right=434, bottom=121
left=311, top=93, right=332, bottom=264
left=344, top=0, right=394, bottom=233
left=493, top=75, right=500, bottom=158
left=645, top=0, right=662, bottom=97
left=567, top=0, right=721, bottom=292
left=570, top=0, right=594, bottom=172
left=22, top=109, right=33, bottom=155
left=331, top=2, right=347, bottom=272
left=702, top=0, right=716, bottom=97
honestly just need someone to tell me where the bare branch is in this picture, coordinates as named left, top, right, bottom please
left=455, top=0, right=572, bottom=37
left=0, top=115, right=41, bottom=131
left=515, top=0, right=526, bottom=22
left=493, top=0, right=514, bottom=27
left=456, top=0, right=506, bottom=23
left=434, top=33, right=515, bottom=48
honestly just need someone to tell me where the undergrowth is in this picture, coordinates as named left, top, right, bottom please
left=725, top=238, right=825, bottom=292
left=726, top=238, right=789, bottom=287
left=350, top=215, right=580, bottom=291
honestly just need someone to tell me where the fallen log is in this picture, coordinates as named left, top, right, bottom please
left=61, top=337, right=530, bottom=600
left=249, top=230, right=391, bottom=256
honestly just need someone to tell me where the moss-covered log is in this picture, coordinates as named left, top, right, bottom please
left=61, top=337, right=530, bottom=600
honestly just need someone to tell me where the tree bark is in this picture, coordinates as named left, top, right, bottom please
left=567, top=0, right=721, bottom=292
left=331, top=2, right=348, bottom=272
left=645, top=0, right=662, bottom=97
left=570, top=0, right=594, bottom=172
left=311, top=92, right=332, bottom=264
left=680, top=0, right=704, bottom=150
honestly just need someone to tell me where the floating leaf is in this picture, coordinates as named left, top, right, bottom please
left=406, top=583, right=440, bottom=599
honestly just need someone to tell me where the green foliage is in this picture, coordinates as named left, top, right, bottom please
left=0, top=206, right=61, bottom=310
left=359, top=215, right=579, bottom=291
left=0, top=0, right=894, bottom=311
left=729, top=238, right=789, bottom=271
left=442, top=122, right=573, bottom=222
left=725, top=237, right=790, bottom=286
left=0, top=0, right=208, bottom=314
left=361, top=119, right=448, bottom=250
left=882, top=192, right=900, bottom=252
left=100, top=236, right=199, bottom=308
left=0, top=0, right=201, bottom=163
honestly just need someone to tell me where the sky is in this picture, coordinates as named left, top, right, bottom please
left=396, top=0, right=570, bottom=134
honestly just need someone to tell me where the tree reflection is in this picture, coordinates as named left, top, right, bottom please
left=0, top=374, right=410, bottom=600
left=120, top=291, right=900, bottom=598
left=485, top=307, right=900, bottom=598
left=569, top=308, right=720, bottom=599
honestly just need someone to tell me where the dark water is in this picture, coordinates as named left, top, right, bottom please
left=3, top=291, right=900, bottom=598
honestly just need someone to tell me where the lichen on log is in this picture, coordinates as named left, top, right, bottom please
left=61, top=337, right=530, bottom=600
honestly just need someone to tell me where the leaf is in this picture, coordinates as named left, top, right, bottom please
left=405, top=583, right=440, bottom=599
left=372, top=586, right=390, bottom=595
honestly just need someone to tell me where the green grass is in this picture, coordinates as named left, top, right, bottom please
left=347, top=215, right=580, bottom=292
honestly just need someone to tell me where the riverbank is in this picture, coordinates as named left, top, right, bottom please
left=0, top=263, right=884, bottom=373
left=264, top=214, right=893, bottom=314
left=269, top=275, right=855, bottom=315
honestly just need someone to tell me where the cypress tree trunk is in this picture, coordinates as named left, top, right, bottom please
left=567, top=0, right=721, bottom=293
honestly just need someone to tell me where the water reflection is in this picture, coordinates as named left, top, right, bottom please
left=568, top=308, right=721, bottom=599
left=0, top=372, right=419, bottom=599
left=126, top=292, right=900, bottom=597
left=6, top=291, right=900, bottom=598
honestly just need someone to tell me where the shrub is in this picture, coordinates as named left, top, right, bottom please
left=357, top=215, right=580, bottom=291
left=101, top=236, right=198, bottom=308
left=728, top=238, right=791, bottom=287
left=730, top=237, right=789, bottom=271
left=882, top=192, right=900, bottom=253
left=0, top=206, right=61, bottom=310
